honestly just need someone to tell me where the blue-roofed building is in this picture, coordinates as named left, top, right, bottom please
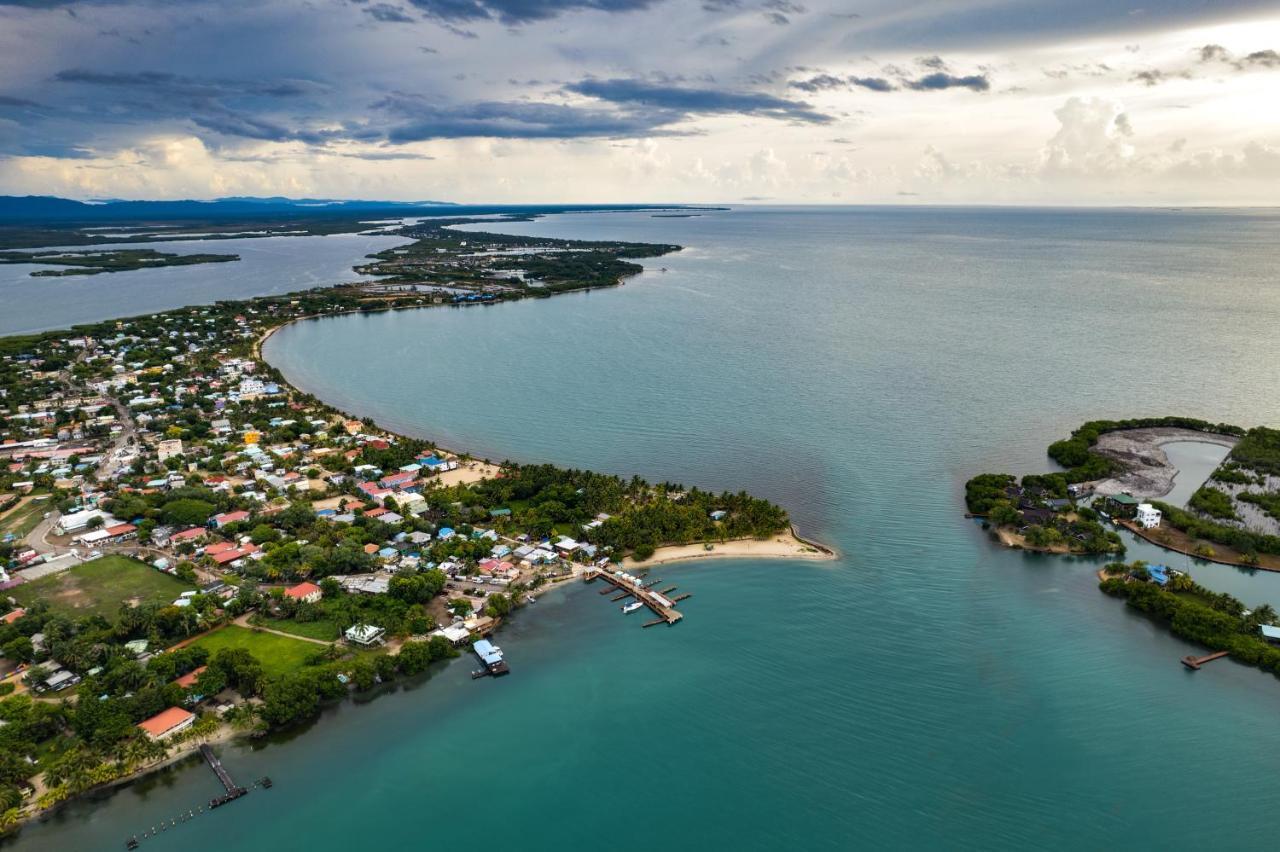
left=1261, top=624, right=1280, bottom=644
left=438, top=527, right=455, bottom=540
left=473, top=639, right=509, bottom=676
left=1148, top=564, right=1170, bottom=586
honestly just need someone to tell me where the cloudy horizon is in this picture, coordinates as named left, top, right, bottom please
left=2, top=0, right=1280, bottom=205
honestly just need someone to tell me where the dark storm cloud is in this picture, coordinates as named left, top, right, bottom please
left=376, top=94, right=675, bottom=140
left=363, top=3, right=417, bottom=22
left=54, top=69, right=331, bottom=99
left=0, top=95, right=40, bottom=107
left=850, top=76, right=895, bottom=92
left=788, top=74, right=897, bottom=93
left=904, top=71, right=989, bottom=91
left=566, top=78, right=832, bottom=122
left=787, top=73, right=846, bottom=92
left=404, top=0, right=662, bottom=25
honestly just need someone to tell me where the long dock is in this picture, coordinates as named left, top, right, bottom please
left=1181, top=651, right=1230, bottom=670
left=585, top=569, right=683, bottom=625
left=200, top=745, right=248, bottom=807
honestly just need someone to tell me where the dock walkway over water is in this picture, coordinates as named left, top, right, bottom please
left=585, top=569, right=683, bottom=625
left=200, top=745, right=248, bottom=807
left=1181, top=651, right=1230, bottom=670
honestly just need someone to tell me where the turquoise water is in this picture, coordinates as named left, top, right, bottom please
left=12, top=207, right=1280, bottom=850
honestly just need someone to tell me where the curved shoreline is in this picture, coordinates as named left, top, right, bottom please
left=257, top=297, right=836, bottom=561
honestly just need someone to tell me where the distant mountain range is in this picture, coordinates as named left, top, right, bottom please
left=0, top=195, right=458, bottom=223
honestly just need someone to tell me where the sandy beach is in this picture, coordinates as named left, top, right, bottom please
left=622, top=530, right=835, bottom=569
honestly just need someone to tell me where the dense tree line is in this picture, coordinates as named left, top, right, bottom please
left=1150, top=501, right=1280, bottom=557
left=1100, top=572, right=1280, bottom=676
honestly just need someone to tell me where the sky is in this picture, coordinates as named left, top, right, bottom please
left=1, top=0, right=1279, bottom=204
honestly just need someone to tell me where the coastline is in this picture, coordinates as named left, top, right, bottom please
left=0, top=210, right=839, bottom=840
left=621, top=528, right=836, bottom=569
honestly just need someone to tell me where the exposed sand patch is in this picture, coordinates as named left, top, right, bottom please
left=433, top=461, right=500, bottom=487
left=621, top=531, right=835, bottom=569
left=1090, top=428, right=1238, bottom=500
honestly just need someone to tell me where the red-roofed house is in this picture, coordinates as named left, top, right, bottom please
left=2, top=608, right=26, bottom=625
left=102, top=522, right=137, bottom=542
left=170, top=527, right=208, bottom=544
left=137, top=707, right=195, bottom=740
left=210, top=543, right=259, bottom=566
left=211, top=510, right=250, bottom=528
left=173, top=665, right=207, bottom=689
left=283, top=582, right=323, bottom=604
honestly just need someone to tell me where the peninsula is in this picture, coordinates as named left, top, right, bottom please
left=0, top=211, right=824, bottom=837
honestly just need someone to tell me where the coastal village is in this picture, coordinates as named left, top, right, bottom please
left=0, top=222, right=809, bottom=838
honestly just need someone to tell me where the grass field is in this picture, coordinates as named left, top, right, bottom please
left=0, top=497, right=51, bottom=539
left=188, top=625, right=323, bottom=677
left=256, top=616, right=342, bottom=642
left=10, top=554, right=193, bottom=621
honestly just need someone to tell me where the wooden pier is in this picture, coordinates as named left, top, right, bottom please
left=200, top=745, right=248, bottom=807
left=1181, top=651, right=1230, bottom=670
left=585, top=569, right=683, bottom=625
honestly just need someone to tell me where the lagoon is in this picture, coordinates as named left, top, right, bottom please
left=0, top=232, right=407, bottom=335
left=11, top=206, right=1280, bottom=851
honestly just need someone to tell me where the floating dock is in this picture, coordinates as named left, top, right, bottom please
left=585, top=569, right=683, bottom=625
left=1181, top=651, right=1230, bottom=670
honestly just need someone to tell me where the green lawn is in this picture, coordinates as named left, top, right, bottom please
left=0, top=498, right=50, bottom=539
left=257, top=616, right=342, bottom=642
left=188, top=625, right=324, bottom=678
left=10, top=554, right=193, bottom=621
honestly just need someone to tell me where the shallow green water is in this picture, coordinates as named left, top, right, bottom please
left=13, top=207, right=1280, bottom=851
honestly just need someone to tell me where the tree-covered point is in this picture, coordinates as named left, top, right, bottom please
left=423, top=461, right=789, bottom=553
left=1188, top=486, right=1239, bottom=521
left=1099, top=564, right=1280, bottom=678
left=1229, top=426, right=1280, bottom=476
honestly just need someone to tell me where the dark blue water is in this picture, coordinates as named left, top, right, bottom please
left=13, top=207, right=1280, bottom=850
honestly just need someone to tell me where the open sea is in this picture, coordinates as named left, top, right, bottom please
left=9, top=206, right=1280, bottom=851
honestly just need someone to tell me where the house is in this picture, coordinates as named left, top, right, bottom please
left=137, top=707, right=196, bottom=740
left=173, top=665, right=208, bottom=689
left=430, top=623, right=471, bottom=645
left=1104, top=493, right=1140, bottom=518
left=211, top=510, right=250, bottom=528
left=345, top=624, right=386, bottom=647
left=1136, top=503, right=1162, bottom=529
left=283, top=581, right=323, bottom=604
left=1146, top=564, right=1170, bottom=586
left=1260, top=624, right=1280, bottom=644
left=2, top=608, right=25, bottom=625
left=170, top=526, right=208, bottom=545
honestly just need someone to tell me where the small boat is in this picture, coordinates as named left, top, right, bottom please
left=622, top=601, right=644, bottom=614
left=126, top=838, right=139, bottom=850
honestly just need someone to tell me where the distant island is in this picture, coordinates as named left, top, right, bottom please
left=0, top=249, right=240, bottom=277
left=0, top=208, right=826, bottom=837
